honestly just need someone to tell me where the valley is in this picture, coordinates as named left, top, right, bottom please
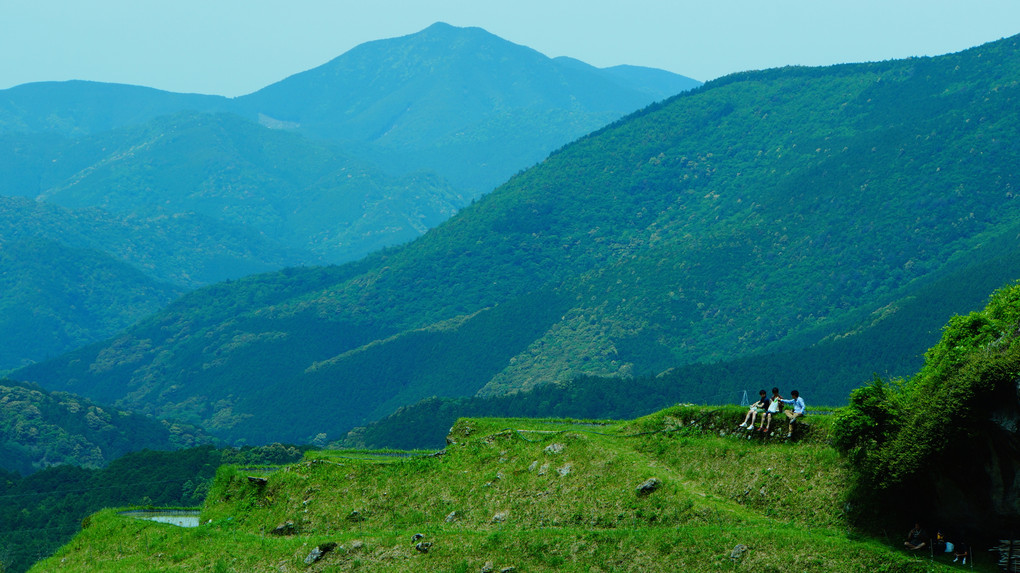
left=1, top=20, right=1018, bottom=572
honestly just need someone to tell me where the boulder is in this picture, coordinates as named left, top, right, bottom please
left=730, top=544, right=748, bottom=560
left=544, top=443, right=565, bottom=455
left=270, top=520, right=296, bottom=535
left=303, top=542, right=337, bottom=565
left=636, top=477, right=662, bottom=496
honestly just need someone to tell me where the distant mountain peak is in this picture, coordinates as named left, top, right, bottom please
left=235, top=23, right=700, bottom=192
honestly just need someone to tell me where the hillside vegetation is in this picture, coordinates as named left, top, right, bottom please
left=348, top=248, right=1020, bottom=450
left=28, top=281, right=1020, bottom=572
left=25, top=111, right=465, bottom=266
left=15, top=34, right=1019, bottom=446
left=0, top=238, right=182, bottom=371
left=833, top=281, right=1020, bottom=534
left=32, top=410, right=951, bottom=573
left=0, top=379, right=205, bottom=476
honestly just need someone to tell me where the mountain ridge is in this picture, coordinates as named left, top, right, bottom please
left=0, top=24, right=699, bottom=370
left=13, top=33, right=1019, bottom=445
left=235, top=21, right=700, bottom=192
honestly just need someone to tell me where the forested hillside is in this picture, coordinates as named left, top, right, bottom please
left=0, top=238, right=181, bottom=371
left=0, top=195, right=308, bottom=370
left=15, top=34, right=1020, bottom=446
left=0, top=379, right=204, bottom=476
left=23, top=111, right=465, bottom=266
left=0, top=195, right=303, bottom=289
left=349, top=232, right=1020, bottom=450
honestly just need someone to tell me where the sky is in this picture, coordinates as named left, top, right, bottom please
left=1, top=0, right=1018, bottom=98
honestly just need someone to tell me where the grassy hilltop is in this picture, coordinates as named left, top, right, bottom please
left=31, top=409, right=963, bottom=572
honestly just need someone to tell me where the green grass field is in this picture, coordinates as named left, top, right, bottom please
left=31, top=406, right=976, bottom=572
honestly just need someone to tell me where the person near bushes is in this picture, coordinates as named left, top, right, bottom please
left=904, top=522, right=928, bottom=551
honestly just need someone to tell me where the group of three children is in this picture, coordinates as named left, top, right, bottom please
left=736, top=388, right=805, bottom=438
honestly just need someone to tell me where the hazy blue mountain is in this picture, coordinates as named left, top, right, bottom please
left=0, top=80, right=231, bottom=136
left=15, top=35, right=1019, bottom=446
left=0, top=22, right=699, bottom=265
left=19, top=111, right=466, bottom=264
left=551, top=57, right=701, bottom=99
left=1, top=24, right=698, bottom=198
left=235, top=22, right=700, bottom=192
left=0, top=194, right=315, bottom=370
left=0, top=24, right=697, bottom=370
left=0, top=195, right=310, bottom=288
left=0, top=237, right=182, bottom=371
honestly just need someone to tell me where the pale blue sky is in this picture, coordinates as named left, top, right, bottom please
left=1, top=0, right=1017, bottom=97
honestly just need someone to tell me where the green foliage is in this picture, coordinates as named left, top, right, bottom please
left=0, top=379, right=196, bottom=475
left=831, top=376, right=904, bottom=466
left=833, top=281, right=1020, bottom=528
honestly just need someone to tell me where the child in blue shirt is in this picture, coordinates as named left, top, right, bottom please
left=780, top=390, right=806, bottom=438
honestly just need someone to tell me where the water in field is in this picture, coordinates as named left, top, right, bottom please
left=120, top=509, right=201, bottom=527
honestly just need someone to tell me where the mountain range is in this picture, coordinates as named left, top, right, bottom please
left=13, top=33, right=1019, bottom=446
left=0, top=23, right=698, bottom=370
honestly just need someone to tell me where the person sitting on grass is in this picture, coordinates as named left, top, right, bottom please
left=737, top=390, right=769, bottom=430
left=759, top=387, right=782, bottom=433
left=952, top=537, right=969, bottom=565
left=904, top=522, right=928, bottom=551
left=779, top=389, right=806, bottom=438
left=932, top=529, right=954, bottom=556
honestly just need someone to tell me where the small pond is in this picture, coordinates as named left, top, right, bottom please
left=119, top=509, right=201, bottom=528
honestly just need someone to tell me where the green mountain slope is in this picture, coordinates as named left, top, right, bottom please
left=27, top=111, right=466, bottom=265
left=0, top=194, right=317, bottom=370
left=0, top=238, right=183, bottom=370
left=347, top=243, right=1020, bottom=451
left=15, top=35, right=1020, bottom=446
left=0, top=195, right=306, bottom=289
